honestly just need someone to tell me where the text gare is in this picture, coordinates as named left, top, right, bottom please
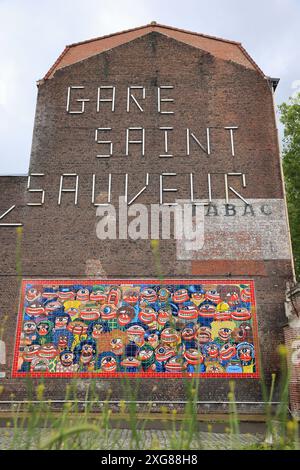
left=67, top=85, right=238, bottom=158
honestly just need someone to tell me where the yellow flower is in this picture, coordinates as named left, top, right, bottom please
left=150, top=240, right=159, bottom=250
left=277, top=344, right=288, bottom=357
left=36, top=383, right=45, bottom=401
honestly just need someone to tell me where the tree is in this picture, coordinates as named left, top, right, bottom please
left=279, top=93, right=300, bottom=280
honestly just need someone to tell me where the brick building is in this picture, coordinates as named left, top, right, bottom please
left=0, top=23, right=295, bottom=412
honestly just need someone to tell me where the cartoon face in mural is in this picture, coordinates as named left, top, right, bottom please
left=14, top=280, right=259, bottom=377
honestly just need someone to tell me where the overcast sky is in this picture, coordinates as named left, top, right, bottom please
left=0, top=0, right=299, bottom=174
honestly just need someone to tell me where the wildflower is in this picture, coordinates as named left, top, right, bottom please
left=36, top=383, right=45, bottom=401
left=150, top=240, right=159, bottom=251
left=277, top=344, right=288, bottom=357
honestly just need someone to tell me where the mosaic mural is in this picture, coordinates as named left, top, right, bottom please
left=12, top=280, right=259, bottom=378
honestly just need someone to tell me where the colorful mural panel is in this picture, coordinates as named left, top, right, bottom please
left=12, top=280, right=259, bottom=378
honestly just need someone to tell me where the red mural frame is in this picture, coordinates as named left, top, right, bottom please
left=12, top=279, right=260, bottom=379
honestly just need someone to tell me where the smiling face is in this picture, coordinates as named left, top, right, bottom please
left=183, top=348, right=203, bottom=365
left=67, top=321, right=88, bottom=336
left=219, top=343, right=237, bottom=361
left=123, top=289, right=139, bottom=305
left=90, top=287, right=107, bottom=303
left=138, top=307, right=157, bottom=324
left=160, top=328, right=179, bottom=344
left=80, top=344, right=94, bottom=364
left=23, top=344, right=40, bottom=362
left=157, top=308, right=171, bottom=326
left=140, top=288, right=157, bottom=303
left=117, top=305, right=134, bottom=327
left=25, top=302, right=45, bottom=317
left=23, top=321, right=36, bottom=335
left=36, top=321, right=52, bottom=337
left=60, top=351, right=75, bottom=367
left=76, top=288, right=90, bottom=302
left=198, top=303, right=216, bottom=318
left=165, top=356, right=183, bottom=373
left=204, top=343, right=219, bottom=359
left=100, top=304, right=117, bottom=321
left=178, top=305, right=199, bottom=321
left=80, top=305, right=100, bottom=322
left=57, top=335, right=69, bottom=350
left=25, top=287, right=41, bottom=303
left=120, top=357, right=140, bottom=368
left=237, top=344, right=254, bottom=362
left=173, top=289, right=189, bottom=304
left=38, top=343, right=58, bottom=360
left=91, top=323, right=105, bottom=339
left=110, top=337, right=124, bottom=355
left=55, top=315, right=69, bottom=329
left=218, top=328, right=232, bottom=342
left=101, top=356, right=117, bottom=372
left=181, top=326, right=195, bottom=341
left=155, top=345, right=176, bottom=362
left=230, top=308, right=251, bottom=321
left=138, top=348, right=154, bottom=362
left=126, top=325, right=145, bottom=342
left=196, top=327, right=212, bottom=344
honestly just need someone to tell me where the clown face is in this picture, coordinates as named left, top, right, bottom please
left=178, top=304, right=198, bottom=321
left=218, top=327, right=232, bottom=342
left=123, top=289, right=139, bottom=305
left=158, top=288, right=170, bottom=302
left=138, top=307, right=157, bottom=324
left=190, top=289, right=205, bottom=306
left=57, top=334, right=69, bottom=350
left=205, top=290, right=220, bottom=304
left=58, top=288, right=75, bottom=301
left=226, top=291, right=240, bottom=307
left=36, top=321, right=52, bottom=337
left=155, top=345, right=176, bottom=362
left=45, top=301, right=63, bottom=314
left=60, top=351, right=75, bottom=367
left=91, top=322, right=105, bottom=339
left=196, top=326, right=212, bottom=344
left=25, top=287, right=41, bottom=303
left=100, top=304, right=117, bottom=321
left=231, top=308, right=251, bottom=322
left=25, top=301, right=45, bottom=317
left=237, top=343, right=254, bottom=363
left=181, top=326, right=195, bottom=341
left=157, top=307, right=171, bottom=326
left=204, top=342, right=219, bottom=359
left=80, top=304, right=101, bottom=322
left=23, top=321, right=36, bottom=335
left=140, top=288, right=157, bottom=303
left=80, top=343, right=95, bottom=364
left=165, top=356, right=183, bottom=373
left=90, top=287, right=107, bottom=303
left=117, top=305, right=135, bottom=327
left=67, top=321, right=88, bottom=336
left=241, top=288, right=251, bottom=303
left=54, top=315, right=69, bottom=329
left=23, top=344, right=40, bottom=362
left=183, top=348, right=203, bottom=365
left=198, top=303, right=216, bottom=318
left=107, top=287, right=121, bottom=306
left=173, top=289, right=189, bottom=304
left=161, top=328, right=180, bottom=345
left=219, top=343, right=237, bottom=361
left=76, top=288, right=90, bottom=302
left=101, top=355, right=117, bottom=372
left=126, top=325, right=145, bottom=343
left=38, top=343, right=58, bottom=360
left=110, top=337, right=124, bottom=355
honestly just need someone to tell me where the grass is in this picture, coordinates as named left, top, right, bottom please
left=0, top=233, right=298, bottom=450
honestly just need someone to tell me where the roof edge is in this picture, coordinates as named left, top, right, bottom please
left=66, top=22, right=242, bottom=48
